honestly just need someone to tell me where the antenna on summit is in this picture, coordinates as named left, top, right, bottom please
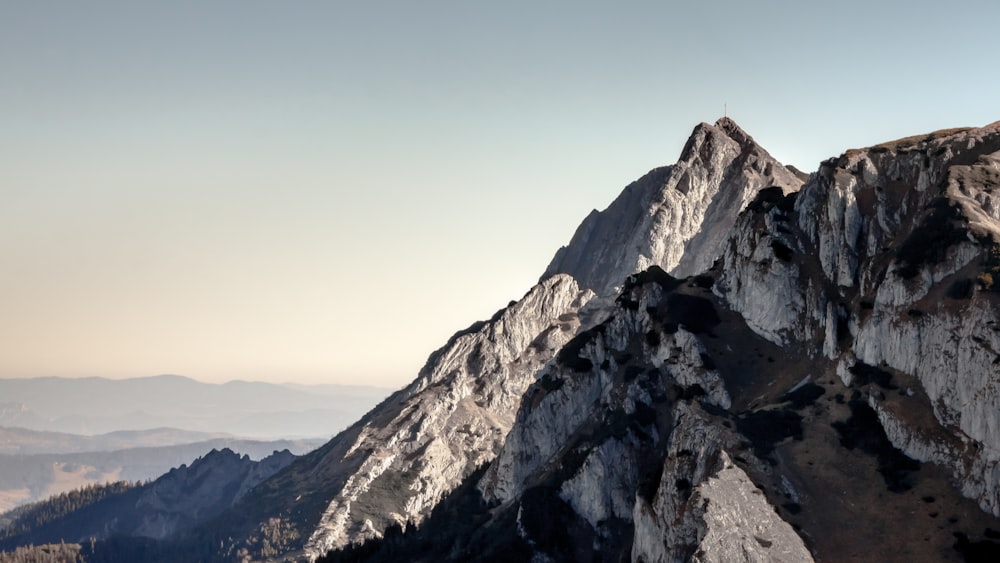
left=724, top=103, right=728, bottom=118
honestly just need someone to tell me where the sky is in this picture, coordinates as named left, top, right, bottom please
left=2, top=1, right=998, bottom=388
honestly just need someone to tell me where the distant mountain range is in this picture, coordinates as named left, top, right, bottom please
left=0, top=375, right=389, bottom=515
left=0, top=448, right=298, bottom=552
left=0, top=435, right=325, bottom=514
left=0, top=374, right=392, bottom=439
left=0, top=426, right=231, bottom=455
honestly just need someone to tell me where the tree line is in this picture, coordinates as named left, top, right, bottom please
left=0, top=482, right=137, bottom=543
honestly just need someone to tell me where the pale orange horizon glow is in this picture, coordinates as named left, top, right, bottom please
left=3, top=1, right=997, bottom=387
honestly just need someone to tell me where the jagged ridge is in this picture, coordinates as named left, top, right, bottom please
left=716, top=120, right=1000, bottom=514
left=543, top=117, right=803, bottom=294
left=0, top=448, right=294, bottom=551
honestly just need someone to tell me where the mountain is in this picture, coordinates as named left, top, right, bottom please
left=316, top=120, right=1000, bottom=562
left=544, top=118, right=803, bottom=294
left=8, top=118, right=1000, bottom=562
left=305, top=119, right=1000, bottom=562
left=0, top=448, right=296, bottom=552
left=0, top=427, right=232, bottom=456
left=158, top=118, right=798, bottom=561
left=0, top=375, right=391, bottom=439
left=0, top=436, right=325, bottom=514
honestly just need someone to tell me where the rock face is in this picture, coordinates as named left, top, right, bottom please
left=478, top=271, right=746, bottom=557
left=543, top=118, right=803, bottom=294
left=131, top=448, right=296, bottom=540
left=715, top=122, right=1000, bottom=516
left=316, top=265, right=837, bottom=562
left=299, top=274, right=594, bottom=558
left=0, top=448, right=295, bottom=549
left=675, top=451, right=813, bottom=563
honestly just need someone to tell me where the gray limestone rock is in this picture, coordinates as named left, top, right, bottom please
left=543, top=118, right=803, bottom=295
left=302, top=274, right=594, bottom=557
left=716, top=121, right=1000, bottom=516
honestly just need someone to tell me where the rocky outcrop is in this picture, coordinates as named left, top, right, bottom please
left=299, top=275, right=594, bottom=557
left=0, top=448, right=296, bottom=549
left=316, top=267, right=828, bottom=562
left=132, top=448, right=296, bottom=539
left=684, top=451, right=814, bottom=563
left=479, top=270, right=732, bottom=501
left=636, top=443, right=814, bottom=563
left=715, top=122, right=1000, bottom=515
left=543, top=118, right=803, bottom=295
left=474, top=269, right=809, bottom=561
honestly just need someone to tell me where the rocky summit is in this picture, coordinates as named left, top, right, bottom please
left=543, top=117, right=803, bottom=294
left=4, top=118, right=1000, bottom=562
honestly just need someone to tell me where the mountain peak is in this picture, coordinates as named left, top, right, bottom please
left=680, top=117, right=758, bottom=159
left=714, top=116, right=754, bottom=145
left=542, top=119, right=803, bottom=293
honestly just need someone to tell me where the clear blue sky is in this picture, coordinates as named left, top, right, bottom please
left=2, top=1, right=997, bottom=387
